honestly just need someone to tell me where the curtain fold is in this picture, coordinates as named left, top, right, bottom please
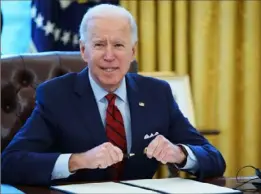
left=174, top=1, right=188, bottom=75
left=241, top=0, right=261, bottom=170
left=121, top=0, right=261, bottom=177
left=157, top=1, right=172, bottom=71
left=216, top=0, right=237, bottom=176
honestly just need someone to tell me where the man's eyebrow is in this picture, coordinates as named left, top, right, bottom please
left=92, top=38, right=106, bottom=42
left=113, top=39, right=126, bottom=44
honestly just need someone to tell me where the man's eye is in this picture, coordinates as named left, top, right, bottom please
left=95, top=43, right=104, bottom=47
left=115, top=44, right=124, bottom=47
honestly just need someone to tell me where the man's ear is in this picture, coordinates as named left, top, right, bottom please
left=80, top=40, right=88, bottom=63
left=131, top=42, right=137, bottom=60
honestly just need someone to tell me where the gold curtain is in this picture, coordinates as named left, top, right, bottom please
left=120, top=0, right=261, bottom=177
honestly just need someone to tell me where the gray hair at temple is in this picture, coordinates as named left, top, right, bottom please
left=79, top=4, right=138, bottom=46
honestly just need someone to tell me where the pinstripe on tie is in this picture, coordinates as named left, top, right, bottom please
left=105, top=93, right=127, bottom=180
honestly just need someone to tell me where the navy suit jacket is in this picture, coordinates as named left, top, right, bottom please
left=1, top=67, right=226, bottom=185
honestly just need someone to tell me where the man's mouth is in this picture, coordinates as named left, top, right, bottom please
left=101, top=67, right=118, bottom=72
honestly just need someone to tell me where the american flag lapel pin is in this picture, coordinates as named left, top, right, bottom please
left=139, top=102, right=145, bottom=107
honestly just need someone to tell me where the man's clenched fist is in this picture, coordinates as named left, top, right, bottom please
left=69, top=142, right=123, bottom=172
left=146, top=135, right=186, bottom=165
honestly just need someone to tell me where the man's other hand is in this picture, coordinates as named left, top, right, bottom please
left=69, top=142, right=123, bottom=172
left=146, top=135, right=186, bottom=165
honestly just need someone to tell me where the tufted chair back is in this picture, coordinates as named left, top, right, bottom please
left=1, top=51, right=138, bottom=150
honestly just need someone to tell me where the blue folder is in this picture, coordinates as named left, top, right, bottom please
left=1, top=184, right=24, bottom=194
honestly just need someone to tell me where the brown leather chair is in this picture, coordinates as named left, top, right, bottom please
left=1, top=51, right=138, bottom=150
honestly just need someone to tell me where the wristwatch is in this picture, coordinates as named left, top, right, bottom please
left=175, top=145, right=188, bottom=168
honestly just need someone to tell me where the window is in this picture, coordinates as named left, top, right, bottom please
left=1, top=0, right=32, bottom=55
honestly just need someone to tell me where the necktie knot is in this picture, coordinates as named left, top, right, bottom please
left=105, top=93, right=116, bottom=105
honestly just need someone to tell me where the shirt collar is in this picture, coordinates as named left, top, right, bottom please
left=88, top=70, right=127, bottom=103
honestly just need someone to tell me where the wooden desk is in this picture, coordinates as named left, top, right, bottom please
left=13, top=177, right=260, bottom=194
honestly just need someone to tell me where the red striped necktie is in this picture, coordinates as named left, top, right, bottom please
left=105, top=93, right=127, bottom=180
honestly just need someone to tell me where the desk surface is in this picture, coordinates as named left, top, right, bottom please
left=13, top=177, right=260, bottom=194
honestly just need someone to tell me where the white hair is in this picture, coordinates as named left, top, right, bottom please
left=79, top=4, right=138, bottom=45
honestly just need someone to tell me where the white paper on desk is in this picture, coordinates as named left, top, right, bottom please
left=122, top=178, right=241, bottom=194
left=52, top=182, right=157, bottom=194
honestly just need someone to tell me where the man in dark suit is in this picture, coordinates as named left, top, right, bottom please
left=1, top=4, right=226, bottom=186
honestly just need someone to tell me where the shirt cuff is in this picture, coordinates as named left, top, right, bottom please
left=178, top=144, right=199, bottom=173
left=51, top=154, right=75, bottom=180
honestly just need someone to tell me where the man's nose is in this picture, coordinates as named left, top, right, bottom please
left=104, top=45, right=115, bottom=61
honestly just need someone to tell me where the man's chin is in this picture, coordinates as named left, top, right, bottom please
left=100, top=80, right=121, bottom=92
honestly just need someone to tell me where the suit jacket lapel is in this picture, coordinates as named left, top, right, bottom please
left=74, top=67, right=107, bottom=146
left=126, top=74, right=146, bottom=154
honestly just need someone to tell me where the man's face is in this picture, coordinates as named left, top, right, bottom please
left=80, top=16, right=136, bottom=91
